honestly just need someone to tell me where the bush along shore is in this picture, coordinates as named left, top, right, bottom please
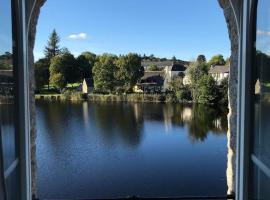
left=35, top=91, right=223, bottom=105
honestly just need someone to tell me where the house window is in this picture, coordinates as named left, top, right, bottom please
left=251, top=0, right=270, bottom=199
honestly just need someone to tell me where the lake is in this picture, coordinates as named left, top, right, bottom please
left=36, top=101, right=228, bottom=199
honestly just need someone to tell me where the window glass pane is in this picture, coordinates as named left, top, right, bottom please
left=252, top=0, right=270, bottom=199
left=0, top=0, right=20, bottom=199
left=5, top=166, right=19, bottom=200
left=253, top=0, right=270, bottom=168
left=0, top=0, right=16, bottom=170
left=0, top=105, right=16, bottom=170
left=252, top=164, right=270, bottom=200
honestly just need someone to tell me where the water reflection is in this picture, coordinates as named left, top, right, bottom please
left=36, top=101, right=228, bottom=199
left=37, top=102, right=227, bottom=146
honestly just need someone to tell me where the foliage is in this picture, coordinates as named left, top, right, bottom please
left=218, top=77, right=228, bottom=105
left=44, top=29, right=61, bottom=60
left=196, top=54, right=206, bottom=63
left=169, top=76, right=184, bottom=92
left=49, top=73, right=66, bottom=90
left=207, top=54, right=225, bottom=67
left=195, top=75, right=219, bottom=104
left=172, top=56, right=177, bottom=61
left=187, top=62, right=208, bottom=85
left=114, top=53, right=144, bottom=92
left=60, top=47, right=71, bottom=55
left=49, top=52, right=81, bottom=90
left=77, top=51, right=96, bottom=79
left=175, top=86, right=192, bottom=101
left=148, top=64, right=159, bottom=71
left=35, top=58, right=50, bottom=90
left=187, top=62, right=219, bottom=103
left=92, top=54, right=118, bottom=93
left=0, top=52, right=13, bottom=70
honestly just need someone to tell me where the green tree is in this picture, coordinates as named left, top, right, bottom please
left=207, top=54, right=225, bottom=67
left=195, top=75, right=219, bottom=104
left=44, top=29, right=61, bottom=60
left=92, top=54, right=118, bottom=93
left=148, top=64, right=159, bottom=71
left=218, top=76, right=228, bottom=105
left=187, top=62, right=208, bottom=101
left=34, top=58, right=50, bottom=90
left=60, top=47, right=71, bottom=55
left=49, top=52, right=80, bottom=90
left=49, top=73, right=66, bottom=91
left=115, top=53, right=144, bottom=92
left=169, top=76, right=184, bottom=92
left=77, top=52, right=96, bottom=79
left=196, top=54, right=206, bottom=63
left=188, top=62, right=208, bottom=85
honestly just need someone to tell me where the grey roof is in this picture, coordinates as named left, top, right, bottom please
left=209, top=65, right=230, bottom=74
left=139, top=71, right=165, bottom=86
left=141, top=71, right=165, bottom=79
left=171, top=63, right=186, bottom=71
left=141, top=61, right=173, bottom=68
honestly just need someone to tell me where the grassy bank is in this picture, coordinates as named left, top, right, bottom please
left=35, top=91, right=192, bottom=103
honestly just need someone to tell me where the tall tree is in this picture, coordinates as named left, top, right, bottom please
left=207, top=54, right=225, bottom=67
left=196, top=55, right=206, bottom=63
left=44, top=29, right=61, bottom=60
left=187, top=62, right=209, bottom=101
left=77, top=51, right=96, bottom=79
left=49, top=51, right=81, bottom=90
left=115, top=53, right=144, bottom=92
left=92, top=54, right=118, bottom=93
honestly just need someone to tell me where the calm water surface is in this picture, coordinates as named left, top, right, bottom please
left=36, top=101, right=228, bottom=199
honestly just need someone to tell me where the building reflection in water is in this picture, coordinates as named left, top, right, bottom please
left=59, top=102, right=225, bottom=144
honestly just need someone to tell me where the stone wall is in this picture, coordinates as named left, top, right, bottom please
left=218, top=0, right=241, bottom=195
left=27, top=0, right=46, bottom=198
left=27, top=0, right=241, bottom=198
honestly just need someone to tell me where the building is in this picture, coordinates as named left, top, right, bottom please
left=82, top=78, right=93, bottom=94
left=134, top=71, right=165, bottom=93
left=163, top=63, right=186, bottom=89
left=135, top=62, right=187, bottom=93
left=209, top=65, right=230, bottom=84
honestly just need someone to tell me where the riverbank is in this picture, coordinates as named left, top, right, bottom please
left=35, top=92, right=193, bottom=104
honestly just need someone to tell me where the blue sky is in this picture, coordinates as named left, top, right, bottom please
left=34, top=0, right=230, bottom=61
left=0, top=0, right=12, bottom=55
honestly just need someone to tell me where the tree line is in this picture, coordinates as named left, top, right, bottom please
left=35, top=30, right=230, bottom=105
left=169, top=54, right=229, bottom=104
left=35, top=30, right=144, bottom=93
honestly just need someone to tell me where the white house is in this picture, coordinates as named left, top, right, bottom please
left=209, top=65, right=230, bottom=84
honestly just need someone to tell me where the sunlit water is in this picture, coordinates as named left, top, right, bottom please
left=36, top=101, right=228, bottom=199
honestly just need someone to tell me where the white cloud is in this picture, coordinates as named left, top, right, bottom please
left=257, top=30, right=270, bottom=36
left=68, top=33, right=87, bottom=40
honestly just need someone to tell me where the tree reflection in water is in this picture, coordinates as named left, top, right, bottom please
left=35, top=101, right=227, bottom=146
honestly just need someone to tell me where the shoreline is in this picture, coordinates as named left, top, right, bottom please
left=35, top=92, right=226, bottom=106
